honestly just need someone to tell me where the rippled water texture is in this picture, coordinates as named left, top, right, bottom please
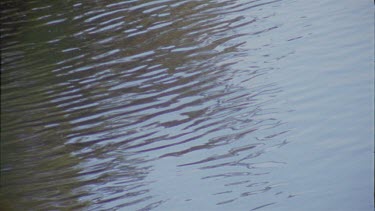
left=1, top=0, right=373, bottom=210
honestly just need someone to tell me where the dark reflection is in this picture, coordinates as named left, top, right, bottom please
left=1, top=0, right=292, bottom=210
left=0, top=130, right=89, bottom=210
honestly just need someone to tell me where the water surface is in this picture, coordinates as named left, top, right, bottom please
left=1, top=0, right=373, bottom=210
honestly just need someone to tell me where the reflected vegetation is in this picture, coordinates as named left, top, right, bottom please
left=1, top=0, right=288, bottom=210
left=1, top=0, right=373, bottom=210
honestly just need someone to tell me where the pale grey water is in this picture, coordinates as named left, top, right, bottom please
left=0, top=0, right=373, bottom=210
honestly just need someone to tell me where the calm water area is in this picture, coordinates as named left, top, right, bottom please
left=1, top=0, right=373, bottom=210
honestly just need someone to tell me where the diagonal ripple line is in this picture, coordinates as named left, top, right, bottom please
left=1, top=0, right=373, bottom=210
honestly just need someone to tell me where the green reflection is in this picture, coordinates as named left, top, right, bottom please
left=1, top=1, right=92, bottom=210
left=1, top=0, right=249, bottom=210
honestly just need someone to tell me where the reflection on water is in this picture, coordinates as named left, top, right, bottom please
left=1, top=0, right=373, bottom=210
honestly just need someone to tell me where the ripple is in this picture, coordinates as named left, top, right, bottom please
left=2, top=0, right=372, bottom=210
left=1, top=0, right=286, bottom=204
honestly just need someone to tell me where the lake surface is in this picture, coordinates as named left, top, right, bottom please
left=1, top=0, right=373, bottom=210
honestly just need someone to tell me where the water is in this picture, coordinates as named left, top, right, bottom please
left=1, top=0, right=373, bottom=210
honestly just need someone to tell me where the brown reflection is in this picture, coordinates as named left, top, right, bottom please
left=1, top=8, right=93, bottom=205
left=0, top=130, right=89, bottom=210
left=1, top=1, right=152, bottom=210
left=1, top=0, right=289, bottom=210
